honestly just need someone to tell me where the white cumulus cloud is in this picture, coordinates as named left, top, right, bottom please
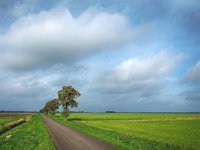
left=105, top=51, right=184, bottom=82
left=0, top=7, right=148, bottom=70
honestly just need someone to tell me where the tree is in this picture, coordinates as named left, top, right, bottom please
left=39, top=108, right=44, bottom=113
left=40, top=99, right=59, bottom=115
left=46, top=99, right=59, bottom=115
left=39, top=105, right=49, bottom=114
left=58, top=85, right=81, bottom=117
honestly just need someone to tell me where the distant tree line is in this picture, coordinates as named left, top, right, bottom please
left=40, top=85, right=81, bottom=117
left=0, top=110, right=36, bottom=113
left=105, top=111, right=116, bottom=113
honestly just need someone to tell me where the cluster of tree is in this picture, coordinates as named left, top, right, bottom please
left=0, top=110, right=36, bottom=113
left=40, top=85, right=81, bottom=117
left=70, top=111, right=88, bottom=113
left=105, top=111, right=116, bottom=113
left=40, top=99, right=59, bottom=115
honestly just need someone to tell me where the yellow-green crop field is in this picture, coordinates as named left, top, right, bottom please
left=53, top=113, right=200, bottom=150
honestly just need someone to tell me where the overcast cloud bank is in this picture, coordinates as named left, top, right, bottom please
left=0, top=0, right=199, bottom=112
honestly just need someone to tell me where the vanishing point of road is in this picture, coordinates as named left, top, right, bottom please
left=42, top=115, right=117, bottom=150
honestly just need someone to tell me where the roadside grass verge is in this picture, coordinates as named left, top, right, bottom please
left=52, top=113, right=200, bottom=150
left=0, top=114, right=55, bottom=150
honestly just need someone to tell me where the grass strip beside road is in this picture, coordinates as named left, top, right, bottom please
left=0, top=114, right=55, bottom=150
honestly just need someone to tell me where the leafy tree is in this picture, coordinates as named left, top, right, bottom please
left=39, top=85, right=81, bottom=117
left=46, top=99, right=59, bottom=115
left=40, top=99, right=59, bottom=115
left=39, top=108, right=44, bottom=113
left=39, top=105, right=49, bottom=114
left=58, top=85, right=81, bottom=117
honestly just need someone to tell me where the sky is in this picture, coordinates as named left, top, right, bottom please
left=0, top=0, right=200, bottom=112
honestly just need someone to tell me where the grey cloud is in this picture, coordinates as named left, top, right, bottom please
left=0, top=0, right=199, bottom=112
left=181, top=88, right=200, bottom=102
left=79, top=83, right=188, bottom=112
left=76, top=51, right=185, bottom=111
left=178, top=87, right=200, bottom=112
left=0, top=62, right=89, bottom=111
left=183, top=61, right=200, bottom=84
left=180, top=60, right=200, bottom=107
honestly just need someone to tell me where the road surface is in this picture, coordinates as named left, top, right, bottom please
left=42, top=115, right=117, bottom=150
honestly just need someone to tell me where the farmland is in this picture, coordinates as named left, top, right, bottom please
left=1, top=113, right=199, bottom=150
left=52, top=113, right=200, bottom=150
left=0, top=114, right=55, bottom=150
left=0, top=113, right=28, bottom=127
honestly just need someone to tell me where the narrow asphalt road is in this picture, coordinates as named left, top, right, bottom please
left=42, top=115, right=117, bottom=150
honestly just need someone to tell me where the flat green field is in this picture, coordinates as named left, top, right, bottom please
left=66, top=113, right=200, bottom=120
left=0, top=114, right=55, bottom=150
left=53, top=113, right=200, bottom=150
left=0, top=114, right=28, bottom=127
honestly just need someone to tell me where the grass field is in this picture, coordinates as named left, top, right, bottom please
left=0, top=114, right=55, bottom=150
left=0, top=114, right=27, bottom=127
left=53, top=113, right=200, bottom=150
left=66, top=113, right=200, bottom=120
left=0, top=113, right=28, bottom=127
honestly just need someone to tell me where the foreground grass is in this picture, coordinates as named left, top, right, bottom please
left=52, top=113, right=200, bottom=150
left=0, top=114, right=55, bottom=150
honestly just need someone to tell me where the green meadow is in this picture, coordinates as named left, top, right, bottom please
left=66, top=113, right=200, bottom=120
left=53, top=113, right=200, bottom=150
left=0, top=114, right=27, bottom=127
left=1, top=113, right=199, bottom=150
